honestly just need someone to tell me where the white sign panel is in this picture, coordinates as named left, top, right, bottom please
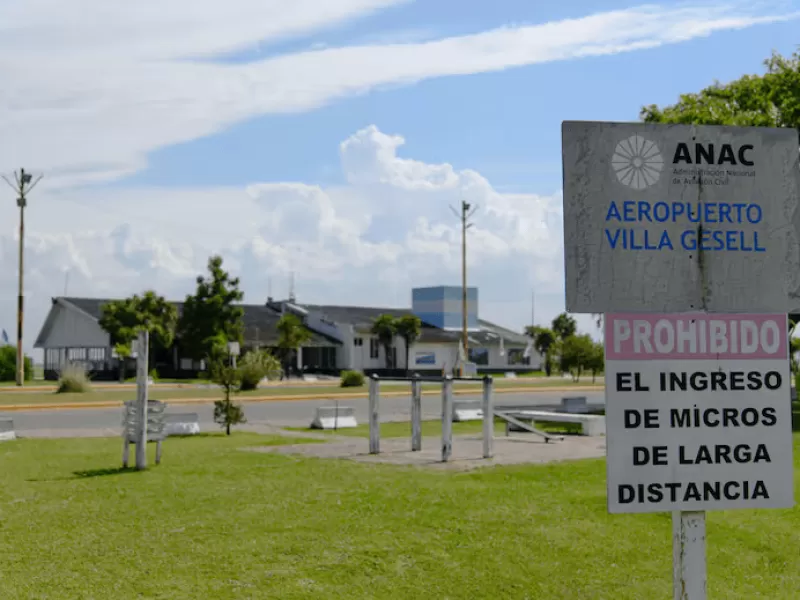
left=562, top=121, right=800, bottom=313
left=605, top=313, right=794, bottom=514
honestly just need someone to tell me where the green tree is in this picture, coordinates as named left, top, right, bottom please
left=0, top=345, right=33, bottom=382
left=551, top=313, right=577, bottom=342
left=210, top=357, right=246, bottom=436
left=586, top=341, right=605, bottom=383
left=276, top=313, right=312, bottom=377
left=525, top=325, right=557, bottom=376
left=371, top=314, right=397, bottom=369
left=99, top=291, right=178, bottom=379
left=560, top=334, right=595, bottom=382
left=179, top=255, right=244, bottom=361
left=395, top=315, right=422, bottom=375
left=641, top=51, right=800, bottom=135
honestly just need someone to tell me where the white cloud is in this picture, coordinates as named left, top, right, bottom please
left=0, top=1, right=795, bottom=185
left=0, top=1, right=788, bottom=353
left=2, top=125, right=574, bottom=354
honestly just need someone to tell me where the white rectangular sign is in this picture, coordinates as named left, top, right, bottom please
left=604, top=313, right=794, bottom=514
left=562, top=121, right=800, bottom=313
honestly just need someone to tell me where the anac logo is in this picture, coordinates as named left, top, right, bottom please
left=612, top=135, right=664, bottom=190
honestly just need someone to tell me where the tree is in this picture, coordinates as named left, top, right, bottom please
left=395, top=315, right=422, bottom=375
left=560, top=334, right=595, bottom=382
left=276, top=314, right=312, bottom=378
left=371, top=314, right=397, bottom=369
left=179, top=255, right=244, bottom=361
left=641, top=51, right=800, bottom=136
left=99, top=291, right=178, bottom=380
left=586, top=341, right=605, bottom=383
left=0, top=345, right=32, bottom=382
left=551, top=313, right=577, bottom=341
left=525, top=325, right=557, bottom=376
left=210, top=357, right=246, bottom=435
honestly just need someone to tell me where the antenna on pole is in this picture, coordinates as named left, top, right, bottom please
left=288, top=271, right=296, bottom=303
left=64, top=269, right=70, bottom=296
left=449, top=199, right=478, bottom=376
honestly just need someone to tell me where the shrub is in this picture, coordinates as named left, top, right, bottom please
left=340, top=370, right=365, bottom=388
left=56, top=362, right=91, bottom=394
left=149, top=368, right=159, bottom=382
left=0, top=345, right=33, bottom=382
left=238, top=349, right=282, bottom=391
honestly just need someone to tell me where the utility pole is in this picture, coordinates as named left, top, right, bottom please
left=450, top=200, right=478, bottom=376
left=2, top=169, right=43, bottom=387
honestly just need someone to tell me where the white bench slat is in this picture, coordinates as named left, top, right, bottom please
left=505, top=410, right=605, bottom=436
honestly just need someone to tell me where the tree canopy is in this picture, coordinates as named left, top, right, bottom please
left=641, top=51, right=800, bottom=136
left=179, top=255, right=244, bottom=360
left=99, top=291, right=178, bottom=353
left=371, top=315, right=397, bottom=369
left=395, top=315, right=422, bottom=375
left=551, top=313, right=577, bottom=341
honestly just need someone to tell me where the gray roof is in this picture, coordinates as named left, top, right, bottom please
left=53, top=297, right=341, bottom=347
left=298, top=303, right=529, bottom=345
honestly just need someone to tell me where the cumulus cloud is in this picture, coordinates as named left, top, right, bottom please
left=1, top=126, right=574, bottom=354
left=1, top=1, right=794, bottom=185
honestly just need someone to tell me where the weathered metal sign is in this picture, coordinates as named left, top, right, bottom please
left=562, top=121, right=800, bottom=313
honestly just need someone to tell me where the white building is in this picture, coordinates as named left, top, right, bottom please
left=34, top=286, right=539, bottom=380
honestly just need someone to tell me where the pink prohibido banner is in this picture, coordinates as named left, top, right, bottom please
left=605, top=313, right=787, bottom=362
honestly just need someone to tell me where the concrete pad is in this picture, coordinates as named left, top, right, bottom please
left=245, top=434, right=607, bottom=471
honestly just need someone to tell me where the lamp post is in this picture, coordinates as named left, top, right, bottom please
left=3, top=169, right=43, bottom=386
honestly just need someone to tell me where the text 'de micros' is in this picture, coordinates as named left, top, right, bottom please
left=605, top=314, right=787, bottom=360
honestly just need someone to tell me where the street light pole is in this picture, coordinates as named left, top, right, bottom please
left=451, top=200, right=477, bottom=376
left=3, top=168, right=43, bottom=387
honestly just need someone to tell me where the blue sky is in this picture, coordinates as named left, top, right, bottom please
left=130, top=1, right=800, bottom=194
left=1, top=0, right=799, bottom=351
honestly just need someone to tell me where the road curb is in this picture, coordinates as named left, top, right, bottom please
left=0, top=384, right=603, bottom=412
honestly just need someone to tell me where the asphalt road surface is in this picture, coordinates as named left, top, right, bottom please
left=3, top=391, right=606, bottom=438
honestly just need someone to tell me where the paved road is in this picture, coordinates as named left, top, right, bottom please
left=2, top=391, right=606, bottom=438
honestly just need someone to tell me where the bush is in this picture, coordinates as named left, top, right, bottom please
left=0, top=345, right=33, bottom=382
left=149, top=368, right=159, bottom=382
left=340, top=370, right=365, bottom=387
left=238, top=349, right=282, bottom=391
left=56, top=362, right=91, bottom=394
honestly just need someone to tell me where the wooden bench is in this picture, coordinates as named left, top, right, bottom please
left=0, top=418, right=15, bottom=442
left=504, top=410, right=605, bottom=436
left=122, top=400, right=167, bottom=466
left=310, top=406, right=357, bottom=430
left=164, top=413, right=200, bottom=436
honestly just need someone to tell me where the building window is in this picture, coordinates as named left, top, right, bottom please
left=369, top=338, right=379, bottom=359
left=354, top=338, right=363, bottom=347
left=468, top=347, right=489, bottom=365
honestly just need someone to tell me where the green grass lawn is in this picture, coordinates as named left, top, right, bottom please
left=0, top=377, right=601, bottom=406
left=1, top=432, right=799, bottom=598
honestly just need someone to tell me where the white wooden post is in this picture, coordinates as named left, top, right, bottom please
left=441, top=376, right=453, bottom=462
left=411, top=375, right=422, bottom=451
left=672, top=511, right=706, bottom=600
left=368, top=374, right=380, bottom=454
left=482, top=375, right=494, bottom=459
left=135, top=329, right=149, bottom=470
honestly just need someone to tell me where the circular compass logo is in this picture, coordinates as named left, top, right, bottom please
left=612, top=135, right=664, bottom=189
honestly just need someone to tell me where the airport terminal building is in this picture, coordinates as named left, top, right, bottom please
left=33, top=286, right=538, bottom=380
